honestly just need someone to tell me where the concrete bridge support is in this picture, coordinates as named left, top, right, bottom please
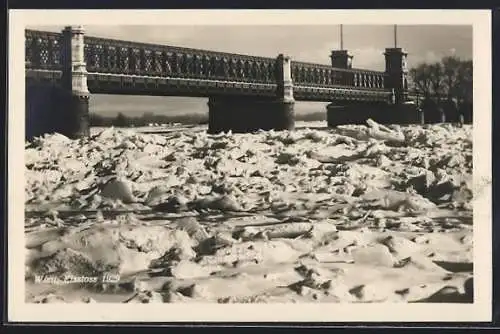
left=26, top=26, right=90, bottom=141
left=26, top=83, right=59, bottom=141
left=207, top=54, right=295, bottom=134
left=26, top=84, right=90, bottom=141
left=460, top=101, right=473, bottom=124
left=418, top=99, right=472, bottom=124
left=418, top=107, right=425, bottom=125
left=325, top=47, right=415, bottom=128
left=208, top=96, right=294, bottom=134
left=326, top=102, right=421, bottom=127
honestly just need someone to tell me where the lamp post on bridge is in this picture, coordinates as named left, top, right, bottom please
left=330, top=24, right=353, bottom=69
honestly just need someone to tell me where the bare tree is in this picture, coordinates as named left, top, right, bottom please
left=455, top=59, right=473, bottom=104
left=442, top=56, right=462, bottom=100
left=409, top=56, right=471, bottom=101
left=408, top=56, right=473, bottom=124
left=428, top=62, right=445, bottom=100
left=409, top=63, right=432, bottom=98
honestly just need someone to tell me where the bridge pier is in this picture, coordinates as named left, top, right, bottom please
left=26, top=84, right=90, bottom=140
left=418, top=107, right=425, bottom=125
left=207, top=54, right=295, bottom=134
left=26, top=83, right=63, bottom=140
left=61, top=92, right=91, bottom=138
left=326, top=102, right=421, bottom=127
left=208, top=96, right=294, bottom=134
left=461, top=101, right=473, bottom=124
left=26, top=26, right=90, bottom=141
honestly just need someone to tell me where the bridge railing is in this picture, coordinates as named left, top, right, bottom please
left=83, top=35, right=279, bottom=84
left=25, top=29, right=389, bottom=93
left=291, top=61, right=387, bottom=90
left=25, top=29, right=63, bottom=71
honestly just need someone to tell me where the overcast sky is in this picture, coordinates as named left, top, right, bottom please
left=30, top=25, right=472, bottom=71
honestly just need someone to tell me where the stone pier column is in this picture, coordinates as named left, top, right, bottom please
left=276, top=54, right=296, bottom=130
left=207, top=54, right=295, bottom=134
left=439, top=107, right=446, bottom=123
left=418, top=107, right=425, bottom=125
left=61, top=26, right=90, bottom=139
left=461, top=101, right=473, bottom=124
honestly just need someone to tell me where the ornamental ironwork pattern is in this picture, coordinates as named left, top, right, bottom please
left=83, top=36, right=279, bottom=84
left=291, top=61, right=386, bottom=90
left=25, top=29, right=394, bottom=103
left=25, top=30, right=63, bottom=71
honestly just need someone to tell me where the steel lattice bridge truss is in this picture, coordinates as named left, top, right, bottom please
left=25, top=29, right=395, bottom=104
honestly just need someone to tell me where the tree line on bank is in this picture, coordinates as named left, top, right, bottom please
left=89, top=112, right=209, bottom=128
left=89, top=110, right=328, bottom=127
left=408, top=55, right=473, bottom=123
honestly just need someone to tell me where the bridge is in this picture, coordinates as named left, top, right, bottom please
left=26, top=26, right=422, bottom=139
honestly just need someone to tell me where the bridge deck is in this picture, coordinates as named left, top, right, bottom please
left=26, top=69, right=391, bottom=103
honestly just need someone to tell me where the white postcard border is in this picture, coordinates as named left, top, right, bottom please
left=8, top=9, right=493, bottom=322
